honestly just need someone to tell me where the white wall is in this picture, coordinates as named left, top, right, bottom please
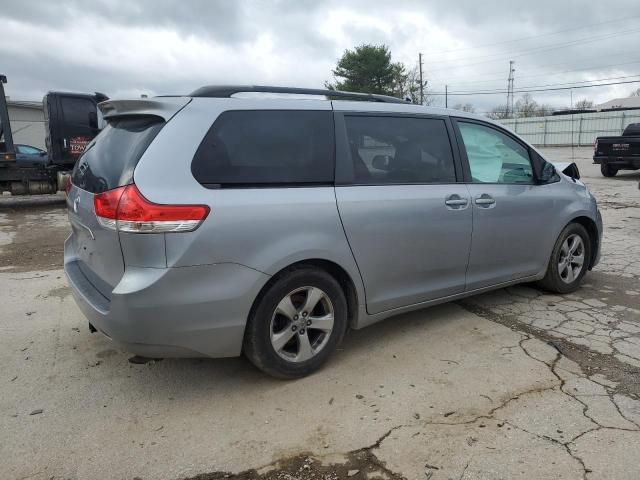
left=499, top=110, right=640, bottom=146
left=8, top=105, right=46, bottom=150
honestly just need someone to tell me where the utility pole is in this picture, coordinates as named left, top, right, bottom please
left=506, top=60, right=515, bottom=118
left=418, top=53, right=424, bottom=105
left=445, top=85, right=448, bottom=108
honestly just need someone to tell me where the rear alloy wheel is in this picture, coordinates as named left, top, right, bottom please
left=270, top=286, right=335, bottom=363
left=601, top=164, right=618, bottom=177
left=244, top=267, right=347, bottom=378
left=538, top=223, right=591, bottom=294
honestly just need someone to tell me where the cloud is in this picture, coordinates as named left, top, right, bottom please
left=1, top=0, right=640, bottom=112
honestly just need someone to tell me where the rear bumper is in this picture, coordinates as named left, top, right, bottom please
left=593, top=156, right=640, bottom=169
left=64, top=237, right=270, bottom=358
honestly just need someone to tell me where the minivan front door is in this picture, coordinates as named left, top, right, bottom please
left=334, top=114, right=472, bottom=315
left=454, top=120, right=555, bottom=290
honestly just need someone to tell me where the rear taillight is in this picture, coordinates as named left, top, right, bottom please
left=94, top=184, right=210, bottom=233
left=65, top=177, right=72, bottom=196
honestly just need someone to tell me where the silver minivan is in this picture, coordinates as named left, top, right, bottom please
left=65, top=86, right=602, bottom=378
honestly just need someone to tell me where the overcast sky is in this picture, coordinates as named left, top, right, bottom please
left=1, top=0, right=640, bottom=113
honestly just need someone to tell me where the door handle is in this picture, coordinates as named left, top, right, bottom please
left=474, top=194, right=496, bottom=207
left=444, top=194, right=469, bottom=209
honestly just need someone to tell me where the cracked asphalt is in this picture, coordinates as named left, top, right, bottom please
left=1, top=147, right=639, bottom=480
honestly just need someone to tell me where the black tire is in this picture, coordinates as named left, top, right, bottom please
left=243, top=266, right=348, bottom=379
left=537, top=223, right=591, bottom=294
left=601, top=163, right=618, bottom=177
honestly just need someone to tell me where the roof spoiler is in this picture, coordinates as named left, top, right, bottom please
left=99, top=97, right=191, bottom=121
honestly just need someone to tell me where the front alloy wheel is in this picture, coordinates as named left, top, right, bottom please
left=557, top=234, right=585, bottom=284
left=537, top=222, right=591, bottom=294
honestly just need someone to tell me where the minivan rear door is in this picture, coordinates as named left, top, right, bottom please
left=67, top=116, right=165, bottom=298
left=334, top=111, right=471, bottom=315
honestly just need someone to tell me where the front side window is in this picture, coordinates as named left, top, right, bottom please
left=343, top=116, right=456, bottom=184
left=458, top=122, right=533, bottom=184
left=191, top=110, right=334, bottom=187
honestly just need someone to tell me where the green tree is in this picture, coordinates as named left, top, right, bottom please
left=327, top=44, right=403, bottom=96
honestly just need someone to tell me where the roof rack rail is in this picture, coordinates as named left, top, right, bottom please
left=188, top=85, right=407, bottom=104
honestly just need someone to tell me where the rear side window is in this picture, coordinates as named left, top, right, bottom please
left=343, top=116, right=456, bottom=184
left=191, top=110, right=334, bottom=187
left=71, top=116, right=163, bottom=193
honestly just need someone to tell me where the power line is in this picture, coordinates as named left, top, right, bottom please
left=445, top=74, right=640, bottom=94
left=428, top=78, right=640, bottom=96
left=425, top=27, right=640, bottom=72
left=430, top=58, right=640, bottom=86
left=424, top=14, right=640, bottom=57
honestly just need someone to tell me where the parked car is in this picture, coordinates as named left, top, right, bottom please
left=593, top=123, right=640, bottom=177
left=15, top=143, right=49, bottom=167
left=65, top=86, right=602, bottom=378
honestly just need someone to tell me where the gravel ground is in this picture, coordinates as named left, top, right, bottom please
left=0, top=148, right=639, bottom=480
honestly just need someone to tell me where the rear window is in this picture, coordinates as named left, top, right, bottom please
left=71, top=116, right=163, bottom=193
left=62, top=97, right=97, bottom=126
left=191, top=110, right=334, bottom=187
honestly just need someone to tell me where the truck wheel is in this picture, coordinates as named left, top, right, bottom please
left=537, top=223, right=591, bottom=294
left=243, top=267, right=348, bottom=379
left=601, top=164, right=618, bottom=177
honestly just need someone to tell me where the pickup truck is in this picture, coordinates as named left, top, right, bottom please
left=593, top=123, right=640, bottom=177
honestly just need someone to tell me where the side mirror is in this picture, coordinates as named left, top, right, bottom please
left=39, top=150, right=47, bottom=156
left=561, top=162, right=581, bottom=181
left=538, top=161, right=558, bottom=183
left=88, top=111, right=98, bottom=129
left=372, top=154, right=392, bottom=171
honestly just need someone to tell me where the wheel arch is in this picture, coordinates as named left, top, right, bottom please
left=568, top=215, right=599, bottom=270
left=248, top=259, right=361, bottom=333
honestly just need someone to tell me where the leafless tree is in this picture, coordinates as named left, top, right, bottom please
left=535, top=104, right=554, bottom=116
left=574, top=99, right=594, bottom=109
left=486, top=105, right=510, bottom=120
left=394, top=65, right=435, bottom=105
left=453, top=103, right=476, bottom=113
left=515, top=93, right=539, bottom=117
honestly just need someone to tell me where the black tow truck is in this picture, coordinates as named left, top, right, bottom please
left=0, top=74, right=106, bottom=194
left=593, top=123, right=640, bottom=177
